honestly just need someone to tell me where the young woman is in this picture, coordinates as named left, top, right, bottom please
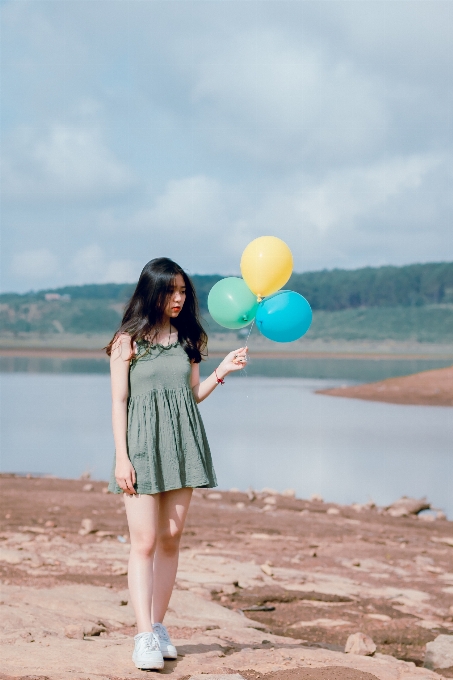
left=106, top=257, right=247, bottom=670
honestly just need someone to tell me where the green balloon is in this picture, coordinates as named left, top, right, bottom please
left=208, top=277, right=258, bottom=329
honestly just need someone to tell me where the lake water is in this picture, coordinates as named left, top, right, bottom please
left=1, top=371, right=452, bottom=516
left=1, top=355, right=452, bottom=382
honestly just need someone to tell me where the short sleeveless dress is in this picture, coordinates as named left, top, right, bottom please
left=108, top=341, right=217, bottom=494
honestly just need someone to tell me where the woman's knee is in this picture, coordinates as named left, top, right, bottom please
left=158, top=526, right=183, bottom=555
left=130, top=533, right=157, bottom=558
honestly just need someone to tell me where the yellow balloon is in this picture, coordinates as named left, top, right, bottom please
left=240, top=236, right=293, bottom=298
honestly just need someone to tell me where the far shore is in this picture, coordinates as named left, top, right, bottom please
left=318, top=365, right=453, bottom=407
left=1, top=332, right=453, bottom=360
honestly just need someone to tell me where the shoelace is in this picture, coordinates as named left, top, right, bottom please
left=141, top=633, right=159, bottom=652
left=153, top=623, right=170, bottom=642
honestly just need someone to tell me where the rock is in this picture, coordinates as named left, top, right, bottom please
left=262, top=504, right=274, bottom=512
left=101, top=487, right=109, bottom=494
left=84, top=623, right=107, bottom=636
left=437, top=511, right=447, bottom=520
left=207, top=492, right=222, bottom=500
left=221, top=584, right=236, bottom=595
left=345, top=632, right=377, bottom=656
left=246, top=487, right=255, bottom=501
left=229, top=487, right=240, bottom=493
left=261, top=487, right=278, bottom=495
left=78, top=518, right=96, bottom=535
left=82, top=483, right=94, bottom=492
left=431, top=536, right=453, bottom=547
left=80, top=471, right=91, bottom=480
left=387, top=506, right=409, bottom=518
left=0, top=548, right=24, bottom=564
left=282, top=488, right=296, bottom=498
left=327, top=507, right=340, bottom=515
left=424, top=634, right=453, bottom=669
left=366, top=613, right=392, bottom=621
left=310, top=493, right=323, bottom=502
left=263, top=496, right=277, bottom=505
left=386, top=496, right=430, bottom=517
left=418, top=512, right=436, bottom=522
left=64, top=624, right=84, bottom=639
left=236, top=502, right=245, bottom=510
left=44, top=520, right=56, bottom=527
left=64, top=622, right=106, bottom=639
left=260, top=563, right=274, bottom=577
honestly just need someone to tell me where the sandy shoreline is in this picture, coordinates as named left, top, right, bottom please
left=1, top=476, right=453, bottom=679
left=318, top=366, right=453, bottom=407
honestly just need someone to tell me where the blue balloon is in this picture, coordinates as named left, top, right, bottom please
left=256, top=290, right=312, bottom=342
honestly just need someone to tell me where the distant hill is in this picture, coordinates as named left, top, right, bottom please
left=1, top=262, right=452, bottom=341
left=2, top=261, right=451, bottom=310
left=288, top=262, right=453, bottom=311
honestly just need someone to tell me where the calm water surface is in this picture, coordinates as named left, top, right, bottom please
left=1, top=373, right=451, bottom=516
left=1, top=355, right=452, bottom=382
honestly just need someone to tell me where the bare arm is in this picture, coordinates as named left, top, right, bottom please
left=110, top=334, right=136, bottom=495
left=191, top=347, right=248, bottom=403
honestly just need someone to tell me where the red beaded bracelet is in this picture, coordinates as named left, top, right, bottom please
left=214, top=368, right=225, bottom=385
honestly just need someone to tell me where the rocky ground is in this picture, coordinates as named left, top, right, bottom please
left=318, top=366, right=453, bottom=407
left=1, top=475, right=453, bottom=679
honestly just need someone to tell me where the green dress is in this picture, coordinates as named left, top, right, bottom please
left=108, top=341, right=217, bottom=494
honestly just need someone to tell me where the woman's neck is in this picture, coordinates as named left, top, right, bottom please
left=148, top=322, right=177, bottom=346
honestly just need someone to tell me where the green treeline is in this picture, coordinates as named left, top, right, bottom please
left=288, top=262, right=453, bottom=311
left=2, top=261, right=451, bottom=310
left=1, top=262, right=452, bottom=341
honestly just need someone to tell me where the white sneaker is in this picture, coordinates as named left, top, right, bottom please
left=132, top=632, right=164, bottom=670
left=152, top=622, right=177, bottom=660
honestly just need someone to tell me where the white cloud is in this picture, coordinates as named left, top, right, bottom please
left=142, top=176, right=229, bottom=232
left=1, top=123, right=134, bottom=202
left=1, top=1, right=452, bottom=291
left=71, top=245, right=137, bottom=284
left=285, top=153, right=442, bottom=233
left=192, top=29, right=387, bottom=166
left=95, top=150, right=451, bottom=277
left=100, top=175, right=233, bottom=240
left=97, top=175, right=250, bottom=274
left=10, top=248, right=59, bottom=281
left=239, top=152, right=450, bottom=270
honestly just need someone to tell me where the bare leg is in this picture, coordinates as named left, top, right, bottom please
left=124, top=493, right=159, bottom=633
left=152, top=487, right=193, bottom=624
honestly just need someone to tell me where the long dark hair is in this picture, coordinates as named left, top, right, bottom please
left=106, top=258, right=207, bottom=363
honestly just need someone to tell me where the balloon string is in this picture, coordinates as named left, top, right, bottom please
left=245, top=318, right=255, bottom=347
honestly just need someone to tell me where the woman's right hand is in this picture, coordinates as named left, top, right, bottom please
left=115, top=458, right=137, bottom=495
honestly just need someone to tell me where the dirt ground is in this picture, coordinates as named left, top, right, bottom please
left=1, top=476, right=452, bottom=679
left=318, top=366, right=453, bottom=406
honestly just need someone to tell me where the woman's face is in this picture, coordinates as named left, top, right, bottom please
left=164, top=273, right=186, bottom=319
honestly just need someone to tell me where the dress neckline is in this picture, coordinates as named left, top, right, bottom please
left=137, top=339, right=179, bottom=350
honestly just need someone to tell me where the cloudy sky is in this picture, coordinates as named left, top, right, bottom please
left=1, top=0, right=452, bottom=292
